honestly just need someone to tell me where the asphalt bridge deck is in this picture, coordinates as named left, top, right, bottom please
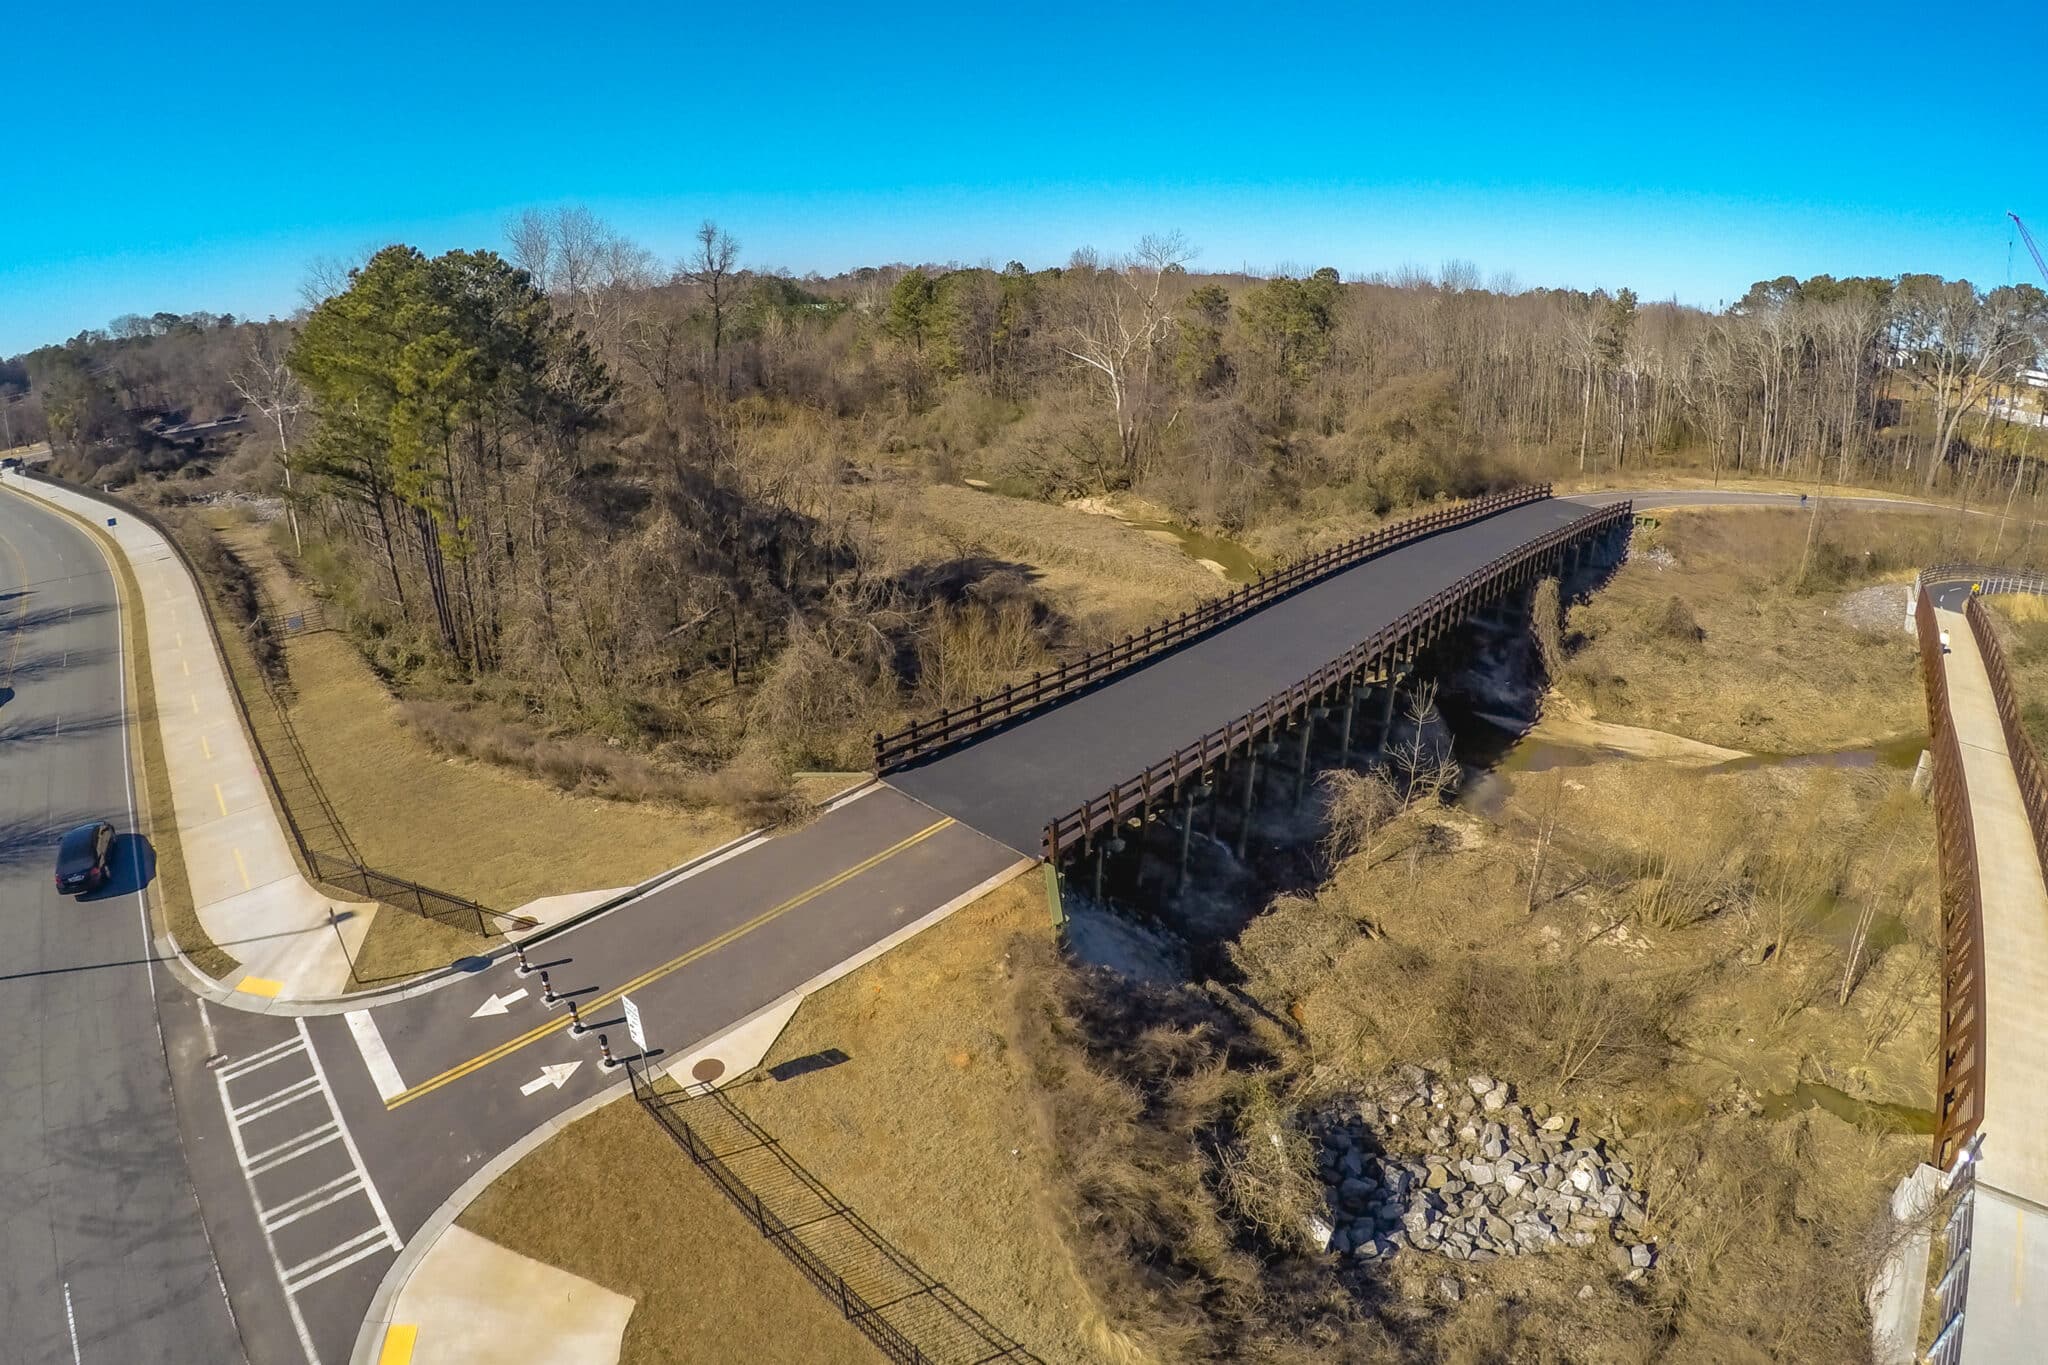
left=888, top=495, right=1599, bottom=854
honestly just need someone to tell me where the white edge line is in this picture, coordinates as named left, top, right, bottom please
left=344, top=1010, right=407, bottom=1103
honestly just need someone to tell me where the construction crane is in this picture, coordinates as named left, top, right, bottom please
left=2011, top=211, right=2048, bottom=288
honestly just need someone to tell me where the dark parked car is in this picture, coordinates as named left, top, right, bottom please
left=54, top=821, right=116, bottom=895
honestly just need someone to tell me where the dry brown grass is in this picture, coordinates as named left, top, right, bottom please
left=906, top=483, right=1221, bottom=640
left=1219, top=756, right=1939, bottom=1360
left=457, top=1098, right=872, bottom=1365
left=1557, top=507, right=1952, bottom=752
left=277, top=628, right=741, bottom=910
left=1982, top=594, right=2048, bottom=751
left=737, top=876, right=1109, bottom=1365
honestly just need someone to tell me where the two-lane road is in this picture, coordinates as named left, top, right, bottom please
left=0, top=497, right=246, bottom=1363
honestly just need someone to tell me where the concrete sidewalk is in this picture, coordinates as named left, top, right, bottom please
left=1933, top=600, right=2048, bottom=1357
left=3, top=472, right=374, bottom=998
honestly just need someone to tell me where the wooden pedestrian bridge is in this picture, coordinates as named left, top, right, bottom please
left=1911, top=565, right=2048, bottom=1365
left=879, top=484, right=1633, bottom=866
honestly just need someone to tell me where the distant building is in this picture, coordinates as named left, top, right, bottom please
left=2020, top=368, right=2048, bottom=390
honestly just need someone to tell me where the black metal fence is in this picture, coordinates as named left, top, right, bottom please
left=634, top=1072, right=1040, bottom=1365
left=19, top=469, right=528, bottom=941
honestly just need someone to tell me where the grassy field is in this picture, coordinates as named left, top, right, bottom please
left=739, top=876, right=1105, bottom=1364
left=457, top=1098, right=873, bottom=1365
left=1216, top=755, right=1939, bottom=1360
left=1555, top=506, right=1961, bottom=753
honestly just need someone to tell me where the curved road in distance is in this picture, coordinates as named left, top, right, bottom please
left=0, top=496, right=246, bottom=1363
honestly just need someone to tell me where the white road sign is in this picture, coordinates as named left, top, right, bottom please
left=622, top=994, right=647, bottom=1054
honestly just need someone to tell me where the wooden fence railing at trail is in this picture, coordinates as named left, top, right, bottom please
left=873, top=484, right=1555, bottom=772
left=1964, top=594, right=2048, bottom=903
left=1041, top=500, right=1633, bottom=859
left=1916, top=588, right=1987, bottom=1172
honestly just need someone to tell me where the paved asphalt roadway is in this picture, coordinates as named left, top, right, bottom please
left=0, top=482, right=1963, bottom=1363
left=0, top=499, right=246, bottom=1362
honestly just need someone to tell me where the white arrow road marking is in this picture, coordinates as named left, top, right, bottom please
left=471, top=988, right=529, bottom=1018
left=520, top=1061, right=582, bottom=1096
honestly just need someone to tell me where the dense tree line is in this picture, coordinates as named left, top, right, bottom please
left=8, top=212, right=2046, bottom=767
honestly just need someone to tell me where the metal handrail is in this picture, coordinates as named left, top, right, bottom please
left=874, top=484, right=1555, bottom=771
left=1041, top=500, right=1632, bottom=857
left=1916, top=590, right=1987, bottom=1173
left=1964, top=595, right=2048, bottom=901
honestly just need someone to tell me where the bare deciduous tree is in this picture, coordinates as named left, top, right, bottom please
left=1056, top=231, right=1194, bottom=483
left=229, top=327, right=307, bottom=552
left=682, top=220, right=741, bottom=388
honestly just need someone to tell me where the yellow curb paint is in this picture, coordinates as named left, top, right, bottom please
left=377, top=1324, right=418, bottom=1365
left=236, top=976, right=283, bottom=998
left=213, top=783, right=228, bottom=817
left=233, top=847, right=250, bottom=889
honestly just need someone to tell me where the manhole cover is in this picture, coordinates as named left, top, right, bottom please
left=692, top=1058, right=726, bottom=1083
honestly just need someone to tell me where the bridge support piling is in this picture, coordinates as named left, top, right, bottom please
left=1205, top=759, right=1226, bottom=841
left=1339, top=686, right=1358, bottom=768
left=1176, top=792, right=1197, bottom=892
left=1373, top=674, right=1402, bottom=754
left=1293, top=712, right=1317, bottom=805
left=1236, top=751, right=1260, bottom=859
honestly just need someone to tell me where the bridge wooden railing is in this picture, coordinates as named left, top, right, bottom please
left=873, top=484, right=1554, bottom=772
left=1964, top=594, right=2048, bottom=899
left=1916, top=588, right=1987, bottom=1171
left=1041, top=500, right=1631, bottom=859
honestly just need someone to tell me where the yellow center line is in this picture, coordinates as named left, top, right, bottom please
left=385, top=816, right=956, bottom=1109
left=233, top=847, right=251, bottom=889
left=213, top=783, right=228, bottom=816
left=200, top=734, right=212, bottom=759
left=181, top=657, right=189, bottom=676
left=190, top=693, right=199, bottom=714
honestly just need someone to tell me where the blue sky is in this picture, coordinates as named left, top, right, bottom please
left=1, top=0, right=2034, bottom=355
